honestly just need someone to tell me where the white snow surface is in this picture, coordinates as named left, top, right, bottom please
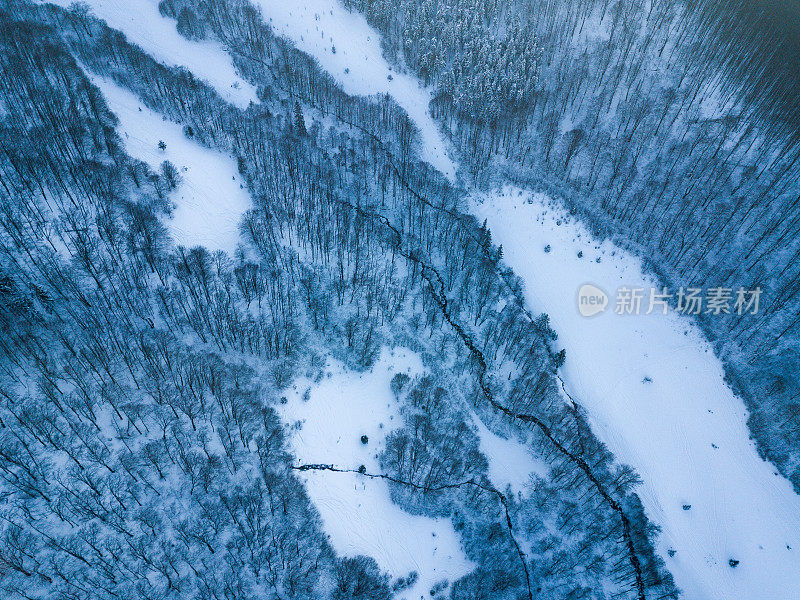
left=472, top=186, right=800, bottom=600
left=42, top=0, right=258, bottom=108
left=277, top=349, right=474, bottom=600
left=472, top=416, right=549, bottom=495
left=251, top=0, right=456, bottom=180
left=91, top=73, right=250, bottom=254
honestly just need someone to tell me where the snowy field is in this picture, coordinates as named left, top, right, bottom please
left=277, top=349, right=474, bottom=599
left=251, top=0, right=456, bottom=180
left=89, top=73, right=250, bottom=254
left=471, top=415, right=549, bottom=495
left=41, top=0, right=258, bottom=108
left=472, top=186, right=800, bottom=600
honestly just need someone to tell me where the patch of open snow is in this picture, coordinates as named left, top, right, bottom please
left=472, top=186, right=800, bottom=600
left=42, top=0, right=258, bottom=108
left=251, top=0, right=456, bottom=181
left=472, top=416, right=549, bottom=494
left=278, top=349, right=474, bottom=600
left=91, top=72, right=250, bottom=254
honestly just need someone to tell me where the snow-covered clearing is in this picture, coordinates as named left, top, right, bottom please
left=277, top=349, right=474, bottom=600
left=472, top=416, right=549, bottom=495
left=42, top=0, right=258, bottom=108
left=251, top=0, right=456, bottom=180
left=90, top=73, right=250, bottom=254
left=472, top=186, right=800, bottom=600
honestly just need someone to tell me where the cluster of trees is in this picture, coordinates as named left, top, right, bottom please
left=346, top=0, right=800, bottom=491
left=383, top=374, right=489, bottom=492
left=346, top=0, right=543, bottom=125
left=0, top=6, right=385, bottom=599
left=0, top=0, right=677, bottom=598
left=383, top=375, right=672, bottom=599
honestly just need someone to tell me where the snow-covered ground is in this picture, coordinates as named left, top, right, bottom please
left=90, top=73, right=250, bottom=254
left=472, top=415, right=549, bottom=495
left=251, top=0, right=456, bottom=180
left=277, top=349, right=474, bottom=600
left=472, top=186, right=800, bottom=600
left=42, top=0, right=258, bottom=108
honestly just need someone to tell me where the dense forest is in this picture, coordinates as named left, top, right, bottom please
left=0, top=1, right=683, bottom=598
left=343, top=0, right=800, bottom=492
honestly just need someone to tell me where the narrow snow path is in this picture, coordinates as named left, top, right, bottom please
left=251, top=0, right=456, bottom=180
left=42, top=0, right=258, bottom=108
left=91, top=73, right=250, bottom=254
left=472, top=186, right=800, bottom=600
left=278, top=349, right=474, bottom=600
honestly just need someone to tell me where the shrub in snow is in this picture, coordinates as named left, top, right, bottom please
left=390, top=372, right=410, bottom=396
left=333, top=556, right=390, bottom=600
left=392, top=571, right=418, bottom=591
left=160, top=160, right=180, bottom=191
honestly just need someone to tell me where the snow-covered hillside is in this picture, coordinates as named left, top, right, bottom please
left=90, top=73, right=250, bottom=254
left=278, top=349, right=474, bottom=600
left=42, top=0, right=258, bottom=108
left=473, top=187, right=800, bottom=600
left=251, top=0, right=456, bottom=180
